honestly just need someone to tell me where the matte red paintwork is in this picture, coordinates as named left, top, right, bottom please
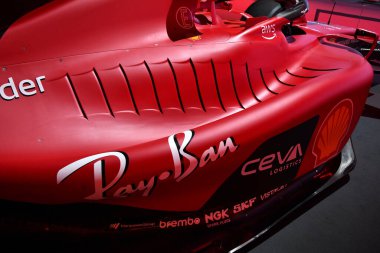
left=0, top=0, right=373, bottom=212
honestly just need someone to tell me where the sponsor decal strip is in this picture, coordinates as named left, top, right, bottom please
left=109, top=184, right=288, bottom=231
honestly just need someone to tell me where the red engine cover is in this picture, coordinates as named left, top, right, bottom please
left=0, top=0, right=373, bottom=213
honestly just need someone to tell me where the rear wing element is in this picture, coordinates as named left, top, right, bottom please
left=322, top=28, right=379, bottom=60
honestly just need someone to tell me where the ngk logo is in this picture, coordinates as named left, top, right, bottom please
left=204, top=209, right=229, bottom=224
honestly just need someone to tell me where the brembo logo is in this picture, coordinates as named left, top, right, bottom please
left=57, top=130, right=238, bottom=199
left=0, top=76, right=45, bottom=101
left=241, top=144, right=303, bottom=176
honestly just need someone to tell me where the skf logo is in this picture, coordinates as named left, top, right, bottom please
left=261, top=24, right=276, bottom=40
left=176, top=7, right=194, bottom=29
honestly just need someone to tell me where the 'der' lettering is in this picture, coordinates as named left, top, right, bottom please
left=0, top=76, right=45, bottom=101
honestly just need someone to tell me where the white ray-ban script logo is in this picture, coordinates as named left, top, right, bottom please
left=57, top=130, right=238, bottom=199
left=57, top=152, right=128, bottom=200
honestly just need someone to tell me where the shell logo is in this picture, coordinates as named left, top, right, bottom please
left=313, top=99, right=353, bottom=167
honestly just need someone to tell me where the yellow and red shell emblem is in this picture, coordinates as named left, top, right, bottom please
left=313, top=99, right=354, bottom=167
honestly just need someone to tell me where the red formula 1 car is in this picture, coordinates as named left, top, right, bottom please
left=0, top=0, right=375, bottom=252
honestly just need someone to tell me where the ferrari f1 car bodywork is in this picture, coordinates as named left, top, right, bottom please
left=0, top=0, right=375, bottom=252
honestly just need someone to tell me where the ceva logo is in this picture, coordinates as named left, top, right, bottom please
left=241, top=144, right=303, bottom=176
